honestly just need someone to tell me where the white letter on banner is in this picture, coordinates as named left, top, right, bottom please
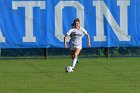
left=93, top=0, right=130, bottom=41
left=0, top=28, right=5, bottom=42
left=12, top=1, right=46, bottom=42
left=55, top=1, right=84, bottom=42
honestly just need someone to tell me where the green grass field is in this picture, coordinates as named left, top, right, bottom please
left=0, top=57, right=140, bottom=93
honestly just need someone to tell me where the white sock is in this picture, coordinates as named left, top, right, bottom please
left=77, top=56, right=79, bottom=62
left=72, top=56, right=78, bottom=69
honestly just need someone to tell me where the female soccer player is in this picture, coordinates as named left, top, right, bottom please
left=64, top=18, right=91, bottom=70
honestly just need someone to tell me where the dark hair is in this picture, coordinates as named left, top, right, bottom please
left=71, top=18, right=80, bottom=27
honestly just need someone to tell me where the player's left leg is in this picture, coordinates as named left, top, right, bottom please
left=77, top=56, right=79, bottom=63
left=72, top=48, right=81, bottom=69
left=70, top=50, right=79, bottom=63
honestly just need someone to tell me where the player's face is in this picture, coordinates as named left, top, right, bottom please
left=75, top=21, right=80, bottom=28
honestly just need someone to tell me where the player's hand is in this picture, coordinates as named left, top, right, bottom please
left=64, top=45, right=68, bottom=49
left=88, top=43, right=91, bottom=47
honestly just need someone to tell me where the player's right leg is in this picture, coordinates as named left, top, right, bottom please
left=70, top=50, right=75, bottom=60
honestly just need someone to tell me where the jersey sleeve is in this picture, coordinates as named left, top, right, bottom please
left=66, top=29, right=73, bottom=36
left=81, top=27, right=88, bottom=35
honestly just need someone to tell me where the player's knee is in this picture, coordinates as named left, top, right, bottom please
left=72, top=55, right=75, bottom=59
left=73, top=54, right=78, bottom=59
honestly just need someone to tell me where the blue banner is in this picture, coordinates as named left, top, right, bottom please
left=0, top=0, right=139, bottom=48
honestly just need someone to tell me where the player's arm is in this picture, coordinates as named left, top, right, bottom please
left=64, top=34, right=69, bottom=49
left=82, top=28, right=91, bottom=47
left=64, top=29, right=73, bottom=48
left=86, top=33, right=91, bottom=47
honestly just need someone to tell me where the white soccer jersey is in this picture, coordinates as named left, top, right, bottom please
left=67, top=27, right=88, bottom=47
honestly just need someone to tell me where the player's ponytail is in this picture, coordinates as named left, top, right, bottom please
left=71, top=18, right=80, bottom=27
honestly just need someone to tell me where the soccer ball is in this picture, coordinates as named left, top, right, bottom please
left=65, top=66, right=73, bottom=73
